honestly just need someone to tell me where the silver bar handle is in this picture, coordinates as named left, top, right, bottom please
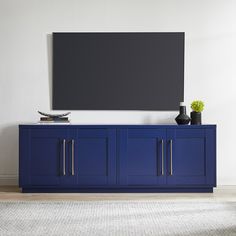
left=71, top=139, right=75, bottom=176
left=170, top=139, right=173, bottom=176
left=63, top=139, right=66, bottom=176
left=161, top=139, right=164, bottom=175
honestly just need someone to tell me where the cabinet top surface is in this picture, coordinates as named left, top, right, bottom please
left=19, top=124, right=216, bottom=129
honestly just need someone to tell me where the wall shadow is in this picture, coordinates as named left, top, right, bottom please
left=0, top=124, right=18, bottom=180
left=141, top=113, right=177, bottom=124
left=154, top=114, right=176, bottom=124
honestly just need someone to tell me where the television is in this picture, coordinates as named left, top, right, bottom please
left=53, top=32, right=184, bottom=110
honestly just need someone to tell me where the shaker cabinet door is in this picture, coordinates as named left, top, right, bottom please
left=166, top=128, right=216, bottom=186
left=119, top=129, right=166, bottom=186
left=20, top=128, right=68, bottom=186
left=71, top=128, right=116, bottom=186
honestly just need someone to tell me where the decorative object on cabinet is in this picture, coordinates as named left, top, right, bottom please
left=190, top=101, right=204, bottom=125
left=38, top=111, right=71, bottom=124
left=19, top=124, right=216, bottom=193
left=175, top=102, right=191, bottom=125
left=38, top=111, right=71, bottom=118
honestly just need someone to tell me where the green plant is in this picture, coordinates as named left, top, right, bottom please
left=191, top=100, right=204, bottom=112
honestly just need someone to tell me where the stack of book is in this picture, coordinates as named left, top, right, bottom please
left=38, top=117, right=70, bottom=124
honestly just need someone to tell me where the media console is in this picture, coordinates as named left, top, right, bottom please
left=19, top=125, right=216, bottom=193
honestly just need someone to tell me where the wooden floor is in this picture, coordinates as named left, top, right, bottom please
left=0, top=186, right=235, bottom=201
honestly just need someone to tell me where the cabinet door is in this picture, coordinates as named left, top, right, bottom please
left=20, top=128, right=68, bottom=186
left=119, top=129, right=166, bottom=186
left=166, top=128, right=216, bottom=186
left=71, top=128, right=116, bottom=186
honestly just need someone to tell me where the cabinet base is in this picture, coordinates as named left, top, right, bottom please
left=21, top=187, right=214, bottom=193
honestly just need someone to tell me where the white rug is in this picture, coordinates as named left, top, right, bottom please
left=0, top=201, right=235, bottom=236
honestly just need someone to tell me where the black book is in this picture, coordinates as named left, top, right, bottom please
left=40, top=117, right=69, bottom=121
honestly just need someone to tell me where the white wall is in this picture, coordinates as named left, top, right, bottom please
left=0, top=0, right=235, bottom=185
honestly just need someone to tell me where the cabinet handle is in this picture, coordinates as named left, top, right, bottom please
left=170, top=139, right=173, bottom=176
left=71, top=139, right=75, bottom=176
left=63, top=139, right=66, bottom=176
left=161, top=139, right=164, bottom=175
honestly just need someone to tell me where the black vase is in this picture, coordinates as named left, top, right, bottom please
left=175, top=106, right=190, bottom=125
left=191, top=111, right=202, bottom=125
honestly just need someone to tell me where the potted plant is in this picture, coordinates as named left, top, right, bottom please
left=190, top=100, right=204, bottom=125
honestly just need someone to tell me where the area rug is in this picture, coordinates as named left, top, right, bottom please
left=0, top=201, right=235, bottom=236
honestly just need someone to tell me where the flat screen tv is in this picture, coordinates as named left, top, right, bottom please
left=53, top=32, right=184, bottom=110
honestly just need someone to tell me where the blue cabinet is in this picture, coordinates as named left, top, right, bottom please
left=71, top=128, right=116, bottom=186
left=119, top=128, right=166, bottom=186
left=19, top=128, right=68, bottom=186
left=166, top=129, right=216, bottom=186
left=118, top=127, right=216, bottom=188
left=19, top=127, right=116, bottom=189
left=19, top=125, right=216, bottom=192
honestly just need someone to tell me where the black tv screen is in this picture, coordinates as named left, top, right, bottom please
left=53, top=32, right=184, bottom=110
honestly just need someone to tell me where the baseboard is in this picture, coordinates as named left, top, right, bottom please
left=0, top=175, right=18, bottom=186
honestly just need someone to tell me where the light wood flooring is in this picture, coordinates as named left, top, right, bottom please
left=0, top=186, right=235, bottom=202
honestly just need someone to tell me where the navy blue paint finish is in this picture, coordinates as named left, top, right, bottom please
left=19, top=125, right=216, bottom=192
left=72, top=128, right=116, bottom=186
left=20, top=128, right=69, bottom=187
left=22, top=187, right=213, bottom=193
left=166, top=129, right=212, bottom=185
left=119, top=128, right=166, bottom=185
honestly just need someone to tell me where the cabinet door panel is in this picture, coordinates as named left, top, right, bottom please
left=31, top=138, right=61, bottom=176
left=119, top=129, right=166, bottom=186
left=167, top=128, right=215, bottom=186
left=74, top=129, right=116, bottom=186
left=127, top=138, right=158, bottom=176
left=77, top=138, right=108, bottom=176
left=174, top=138, right=205, bottom=176
left=28, top=129, right=67, bottom=186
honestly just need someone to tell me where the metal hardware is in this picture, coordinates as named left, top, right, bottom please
left=161, top=139, right=164, bottom=175
left=170, top=139, right=173, bottom=175
left=63, top=139, right=66, bottom=176
left=71, top=139, right=75, bottom=176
